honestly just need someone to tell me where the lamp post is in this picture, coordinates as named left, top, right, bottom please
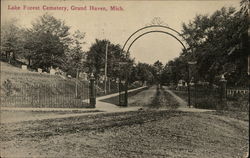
left=187, top=61, right=197, bottom=108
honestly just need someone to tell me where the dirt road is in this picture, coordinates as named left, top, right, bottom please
left=1, top=86, right=211, bottom=124
left=0, top=110, right=248, bottom=158
left=0, top=86, right=248, bottom=157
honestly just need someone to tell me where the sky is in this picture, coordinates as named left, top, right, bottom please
left=1, top=0, right=241, bottom=65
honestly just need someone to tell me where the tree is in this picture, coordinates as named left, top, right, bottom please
left=0, top=19, right=23, bottom=63
left=25, top=13, right=70, bottom=71
left=86, top=39, right=131, bottom=79
left=161, top=57, right=187, bottom=85
left=129, top=62, right=156, bottom=85
left=64, top=30, right=86, bottom=77
left=180, top=3, right=248, bottom=86
left=153, top=60, right=163, bottom=84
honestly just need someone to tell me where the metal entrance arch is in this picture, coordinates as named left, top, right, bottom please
left=122, top=25, right=188, bottom=51
left=119, top=25, right=189, bottom=107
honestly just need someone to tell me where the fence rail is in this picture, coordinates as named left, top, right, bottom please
left=227, top=89, right=249, bottom=95
left=1, top=81, right=89, bottom=108
left=171, top=85, right=249, bottom=111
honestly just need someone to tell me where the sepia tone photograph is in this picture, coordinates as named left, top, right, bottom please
left=0, top=0, right=249, bottom=157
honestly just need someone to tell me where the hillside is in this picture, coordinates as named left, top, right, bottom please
left=0, top=62, right=89, bottom=108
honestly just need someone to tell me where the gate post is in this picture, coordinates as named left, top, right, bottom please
left=124, top=80, right=128, bottom=107
left=219, top=75, right=227, bottom=110
left=118, top=78, right=122, bottom=106
left=89, top=73, right=96, bottom=108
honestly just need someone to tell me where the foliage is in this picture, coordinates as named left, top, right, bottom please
left=24, top=13, right=70, bottom=71
left=130, top=62, right=155, bottom=84
left=86, top=39, right=131, bottom=80
left=64, top=30, right=86, bottom=77
left=86, top=39, right=163, bottom=84
left=161, top=2, right=249, bottom=86
left=153, top=60, right=163, bottom=83
left=0, top=14, right=88, bottom=75
left=161, top=57, right=187, bottom=85
left=0, top=19, right=24, bottom=62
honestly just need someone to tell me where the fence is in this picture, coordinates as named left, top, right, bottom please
left=227, top=89, right=249, bottom=95
left=171, top=85, right=249, bottom=111
left=1, top=80, right=89, bottom=108
left=226, top=88, right=249, bottom=111
left=172, top=86, right=220, bottom=109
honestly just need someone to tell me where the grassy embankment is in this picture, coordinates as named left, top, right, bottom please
left=1, top=62, right=89, bottom=108
left=1, top=61, right=144, bottom=108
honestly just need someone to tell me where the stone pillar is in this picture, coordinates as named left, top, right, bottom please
left=89, top=73, right=96, bottom=108
left=219, top=75, right=227, bottom=110
left=119, top=78, right=122, bottom=106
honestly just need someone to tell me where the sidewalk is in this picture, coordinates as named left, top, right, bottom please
left=1, top=86, right=147, bottom=112
left=1, top=86, right=215, bottom=124
left=1, top=86, right=147, bottom=123
left=95, top=86, right=147, bottom=112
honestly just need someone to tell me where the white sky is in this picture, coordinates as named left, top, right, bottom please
left=1, top=0, right=241, bottom=65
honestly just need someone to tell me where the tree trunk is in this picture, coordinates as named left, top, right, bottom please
left=8, top=52, right=11, bottom=63
left=12, top=52, right=16, bottom=60
left=28, top=57, right=31, bottom=66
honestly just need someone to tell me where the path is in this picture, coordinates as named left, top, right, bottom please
left=1, top=86, right=214, bottom=123
left=95, top=86, right=146, bottom=112
left=163, top=86, right=188, bottom=108
left=1, top=86, right=146, bottom=123
left=163, top=86, right=215, bottom=112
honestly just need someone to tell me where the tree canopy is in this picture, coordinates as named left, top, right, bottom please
left=1, top=0, right=248, bottom=87
left=161, top=1, right=249, bottom=87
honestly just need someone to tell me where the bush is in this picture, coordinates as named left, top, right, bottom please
left=227, top=94, right=249, bottom=111
left=194, top=96, right=219, bottom=109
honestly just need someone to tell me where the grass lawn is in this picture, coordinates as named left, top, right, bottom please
left=101, top=85, right=181, bottom=109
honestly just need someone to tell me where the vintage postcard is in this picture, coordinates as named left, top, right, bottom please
left=1, top=0, right=249, bottom=157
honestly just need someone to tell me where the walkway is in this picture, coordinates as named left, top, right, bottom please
left=95, top=86, right=146, bottom=112
left=1, top=86, right=146, bottom=123
left=163, top=86, right=215, bottom=113
left=163, top=87, right=188, bottom=108
left=1, top=86, right=215, bottom=123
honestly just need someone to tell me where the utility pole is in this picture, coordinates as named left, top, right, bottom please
left=75, top=69, right=79, bottom=98
left=187, top=64, right=191, bottom=108
left=104, top=42, right=108, bottom=94
left=248, top=1, right=250, bottom=107
left=108, top=78, right=111, bottom=92
left=248, top=55, right=250, bottom=106
left=187, top=61, right=197, bottom=108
